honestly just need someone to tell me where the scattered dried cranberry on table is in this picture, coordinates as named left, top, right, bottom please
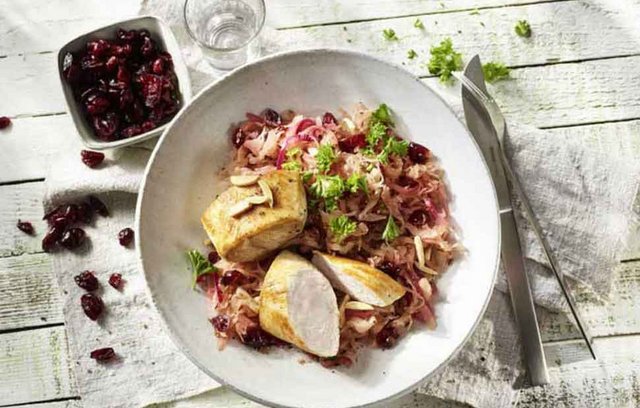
left=42, top=196, right=108, bottom=252
left=118, top=228, right=134, bottom=247
left=62, top=28, right=181, bottom=141
left=16, top=220, right=35, bottom=235
left=74, top=271, right=99, bottom=291
left=90, top=347, right=116, bottom=362
left=81, top=293, right=104, bottom=321
left=0, top=116, right=11, bottom=129
left=109, top=273, right=123, bottom=289
left=60, top=227, right=86, bottom=250
left=81, top=150, right=105, bottom=168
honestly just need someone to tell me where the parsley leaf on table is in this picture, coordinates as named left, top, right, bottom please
left=383, top=28, right=398, bottom=41
left=329, top=215, right=358, bottom=242
left=515, top=20, right=531, bottom=38
left=427, top=38, right=463, bottom=84
left=407, top=49, right=418, bottom=59
left=482, top=62, right=510, bottom=83
left=186, top=249, right=217, bottom=289
left=414, top=18, right=425, bottom=29
left=382, top=216, right=401, bottom=242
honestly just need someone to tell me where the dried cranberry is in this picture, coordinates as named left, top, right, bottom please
left=93, top=113, right=119, bottom=140
left=61, top=204, right=80, bottom=223
left=118, top=89, right=134, bottom=110
left=120, top=125, right=142, bottom=138
left=90, top=347, right=115, bottom=362
left=408, top=209, right=431, bottom=227
left=116, top=66, right=131, bottom=83
left=105, top=56, right=118, bottom=72
left=376, top=324, right=400, bottom=349
left=42, top=227, right=63, bottom=252
left=80, top=55, right=105, bottom=73
left=60, top=228, right=86, bottom=250
left=408, top=142, right=430, bottom=164
left=124, top=100, right=145, bottom=124
left=84, top=93, right=110, bottom=115
left=378, top=261, right=400, bottom=278
left=241, top=326, right=279, bottom=349
left=338, top=133, right=366, bottom=153
left=117, top=28, right=136, bottom=42
left=220, top=270, right=246, bottom=286
left=261, top=108, right=281, bottom=126
left=395, top=292, right=413, bottom=315
left=16, top=220, right=35, bottom=235
left=50, top=216, right=69, bottom=229
left=113, top=43, right=132, bottom=57
left=77, top=203, right=92, bottom=224
left=322, top=112, right=338, bottom=126
left=109, top=273, right=123, bottom=289
left=118, top=228, right=134, bottom=247
left=140, top=120, right=156, bottom=133
left=210, top=315, right=230, bottom=333
left=81, top=150, right=105, bottom=168
left=140, top=36, right=156, bottom=57
left=74, top=271, right=99, bottom=291
left=88, top=195, right=109, bottom=217
left=207, top=251, right=220, bottom=265
left=0, top=116, right=12, bottom=129
left=81, top=293, right=104, bottom=320
left=86, top=39, right=110, bottom=57
left=151, top=58, right=165, bottom=74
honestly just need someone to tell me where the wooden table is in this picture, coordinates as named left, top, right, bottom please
left=2, top=0, right=640, bottom=406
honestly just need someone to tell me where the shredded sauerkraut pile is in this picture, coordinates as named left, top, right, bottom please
left=203, top=104, right=458, bottom=367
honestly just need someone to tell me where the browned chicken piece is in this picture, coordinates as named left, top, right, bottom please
left=201, top=170, right=307, bottom=262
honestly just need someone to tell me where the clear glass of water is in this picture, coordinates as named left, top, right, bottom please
left=183, top=0, right=266, bottom=71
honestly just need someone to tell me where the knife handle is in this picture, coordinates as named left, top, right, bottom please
left=501, top=208, right=550, bottom=386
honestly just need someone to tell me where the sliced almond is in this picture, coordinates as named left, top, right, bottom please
left=228, top=199, right=253, bottom=218
left=258, top=179, right=274, bottom=208
left=414, top=236, right=425, bottom=266
left=345, top=300, right=374, bottom=311
left=246, top=195, right=268, bottom=205
left=418, top=277, right=432, bottom=299
left=347, top=316, right=377, bottom=334
left=415, top=262, right=438, bottom=276
left=230, top=174, right=260, bottom=186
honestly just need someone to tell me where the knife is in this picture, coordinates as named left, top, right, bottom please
left=461, top=55, right=550, bottom=385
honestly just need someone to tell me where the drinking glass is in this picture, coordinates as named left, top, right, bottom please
left=183, top=0, right=265, bottom=71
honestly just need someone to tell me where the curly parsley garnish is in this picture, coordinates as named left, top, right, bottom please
left=329, top=215, right=358, bottom=242
left=371, top=103, right=394, bottom=126
left=345, top=174, right=368, bottom=194
left=316, top=144, right=337, bottom=174
left=366, top=121, right=387, bottom=149
left=515, top=20, right=531, bottom=38
left=383, top=28, right=398, bottom=41
left=414, top=18, right=424, bottom=29
left=427, top=38, right=463, bottom=84
left=407, top=49, right=418, bottom=60
left=186, top=249, right=217, bottom=289
left=378, top=137, right=409, bottom=164
left=382, top=216, right=401, bottom=243
left=309, top=175, right=346, bottom=212
left=482, top=62, right=510, bottom=83
left=282, top=147, right=302, bottom=171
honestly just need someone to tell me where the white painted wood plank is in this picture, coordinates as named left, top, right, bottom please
left=0, top=114, right=73, bottom=184
left=0, top=253, right=62, bottom=331
left=518, top=335, right=640, bottom=407
left=0, top=182, right=47, bottom=258
left=267, top=0, right=564, bottom=29
left=0, top=0, right=139, bottom=56
left=0, top=326, right=77, bottom=406
left=273, top=1, right=640, bottom=72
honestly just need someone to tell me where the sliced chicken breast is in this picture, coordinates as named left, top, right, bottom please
left=259, top=251, right=339, bottom=357
left=312, top=252, right=406, bottom=307
left=201, top=170, right=307, bottom=262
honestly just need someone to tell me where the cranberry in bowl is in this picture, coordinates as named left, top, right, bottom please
left=57, top=16, right=192, bottom=150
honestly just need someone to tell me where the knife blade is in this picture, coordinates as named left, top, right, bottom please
left=462, top=56, right=549, bottom=385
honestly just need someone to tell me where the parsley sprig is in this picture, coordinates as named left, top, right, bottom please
left=282, top=147, right=302, bottom=171
left=364, top=104, right=408, bottom=164
left=414, top=18, right=424, bottom=29
left=309, top=175, right=346, bottom=212
left=345, top=174, right=368, bottom=194
left=383, top=28, right=398, bottom=41
left=316, top=144, right=337, bottom=174
left=482, top=62, right=510, bottom=83
left=329, top=215, right=358, bottom=242
left=427, top=38, right=463, bottom=84
left=515, top=20, right=531, bottom=38
left=186, top=249, right=217, bottom=289
left=382, top=216, right=401, bottom=243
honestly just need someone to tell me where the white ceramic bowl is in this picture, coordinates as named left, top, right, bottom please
left=136, top=49, right=500, bottom=408
left=57, top=16, right=192, bottom=150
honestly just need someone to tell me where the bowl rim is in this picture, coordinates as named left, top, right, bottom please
left=135, top=47, right=501, bottom=408
left=56, top=15, right=193, bottom=150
